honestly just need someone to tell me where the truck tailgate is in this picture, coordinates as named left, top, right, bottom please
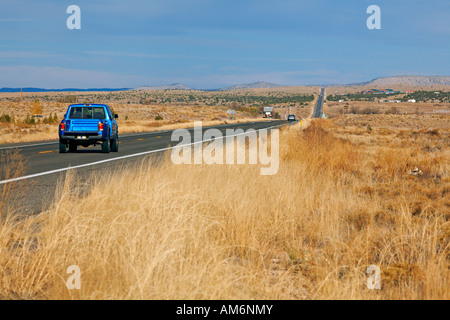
left=70, top=120, right=99, bottom=132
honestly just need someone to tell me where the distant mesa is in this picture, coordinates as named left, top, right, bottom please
left=347, top=76, right=450, bottom=87
left=220, top=81, right=280, bottom=91
left=134, top=83, right=193, bottom=91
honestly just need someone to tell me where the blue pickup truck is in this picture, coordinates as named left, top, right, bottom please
left=59, top=104, right=119, bottom=153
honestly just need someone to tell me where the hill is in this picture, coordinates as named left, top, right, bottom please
left=134, top=83, right=192, bottom=91
left=348, top=76, right=450, bottom=87
left=220, top=81, right=280, bottom=91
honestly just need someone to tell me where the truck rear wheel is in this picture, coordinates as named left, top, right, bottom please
left=59, top=140, right=67, bottom=153
left=102, top=137, right=111, bottom=153
left=110, top=134, right=119, bottom=152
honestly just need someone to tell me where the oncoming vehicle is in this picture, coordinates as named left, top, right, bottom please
left=59, top=104, right=119, bottom=153
left=287, top=114, right=296, bottom=122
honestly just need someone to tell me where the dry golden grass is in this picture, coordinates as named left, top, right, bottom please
left=324, top=100, right=449, bottom=118
left=0, top=116, right=448, bottom=300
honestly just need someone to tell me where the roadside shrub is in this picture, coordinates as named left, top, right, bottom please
left=42, top=113, right=59, bottom=124
left=24, top=114, right=36, bottom=125
left=0, top=113, right=12, bottom=123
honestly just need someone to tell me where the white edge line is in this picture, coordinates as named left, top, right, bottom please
left=0, top=124, right=283, bottom=185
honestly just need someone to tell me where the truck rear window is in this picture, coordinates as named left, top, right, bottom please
left=69, top=107, right=106, bottom=120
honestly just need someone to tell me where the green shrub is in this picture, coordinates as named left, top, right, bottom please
left=0, top=113, right=12, bottom=123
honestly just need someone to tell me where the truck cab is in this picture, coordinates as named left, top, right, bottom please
left=59, top=104, right=119, bottom=153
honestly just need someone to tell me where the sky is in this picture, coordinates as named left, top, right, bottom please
left=0, top=0, right=449, bottom=89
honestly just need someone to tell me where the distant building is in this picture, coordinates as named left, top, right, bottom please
left=408, top=99, right=416, bottom=103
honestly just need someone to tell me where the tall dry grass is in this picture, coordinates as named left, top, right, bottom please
left=0, top=150, right=31, bottom=221
left=0, top=120, right=448, bottom=299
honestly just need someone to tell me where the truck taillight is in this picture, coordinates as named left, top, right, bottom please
left=60, top=122, right=65, bottom=131
left=98, top=122, right=104, bottom=131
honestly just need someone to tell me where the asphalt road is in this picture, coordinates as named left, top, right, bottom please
left=0, top=120, right=285, bottom=214
left=312, top=88, right=325, bottom=118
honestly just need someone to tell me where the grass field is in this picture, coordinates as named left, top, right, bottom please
left=0, top=113, right=448, bottom=299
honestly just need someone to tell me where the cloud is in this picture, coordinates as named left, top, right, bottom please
left=0, top=51, right=61, bottom=58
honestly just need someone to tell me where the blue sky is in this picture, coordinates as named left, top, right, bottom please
left=0, top=0, right=449, bottom=89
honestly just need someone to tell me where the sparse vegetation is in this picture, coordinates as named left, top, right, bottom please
left=57, top=95, right=78, bottom=103
left=0, top=113, right=12, bottom=123
left=0, top=115, right=448, bottom=299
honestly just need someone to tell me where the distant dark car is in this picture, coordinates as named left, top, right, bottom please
left=287, top=114, right=296, bottom=122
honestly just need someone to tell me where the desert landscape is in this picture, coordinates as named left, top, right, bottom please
left=0, top=83, right=448, bottom=299
left=1, top=0, right=449, bottom=306
left=0, top=88, right=317, bottom=144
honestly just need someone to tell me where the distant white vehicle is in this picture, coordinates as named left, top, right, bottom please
left=263, top=107, right=273, bottom=118
left=408, top=99, right=416, bottom=103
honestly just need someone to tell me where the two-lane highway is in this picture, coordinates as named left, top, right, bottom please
left=312, top=88, right=325, bottom=118
left=0, top=120, right=285, bottom=214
